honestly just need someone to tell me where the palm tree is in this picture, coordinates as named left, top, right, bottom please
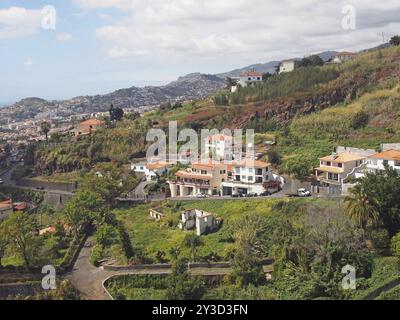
left=345, top=185, right=380, bottom=231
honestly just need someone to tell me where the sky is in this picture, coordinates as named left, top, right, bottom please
left=1, top=0, right=400, bottom=103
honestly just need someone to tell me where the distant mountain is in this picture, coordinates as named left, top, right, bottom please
left=0, top=73, right=225, bottom=123
left=217, top=61, right=281, bottom=78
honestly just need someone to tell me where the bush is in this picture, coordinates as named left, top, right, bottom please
left=90, top=244, right=104, bottom=267
left=350, top=111, right=369, bottom=129
left=370, top=229, right=390, bottom=249
left=391, top=232, right=400, bottom=259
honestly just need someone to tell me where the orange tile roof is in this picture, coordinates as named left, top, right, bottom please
left=79, top=119, right=104, bottom=127
left=369, top=150, right=400, bottom=161
left=147, top=162, right=171, bottom=170
left=233, top=159, right=270, bottom=168
left=175, top=171, right=212, bottom=180
left=192, top=161, right=226, bottom=170
left=315, top=166, right=344, bottom=174
left=320, top=153, right=365, bottom=163
left=240, top=71, right=263, bottom=77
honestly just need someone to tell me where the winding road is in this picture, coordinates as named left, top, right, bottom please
left=66, top=237, right=242, bottom=300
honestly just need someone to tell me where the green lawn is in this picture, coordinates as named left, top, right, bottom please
left=114, top=198, right=317, bottom=262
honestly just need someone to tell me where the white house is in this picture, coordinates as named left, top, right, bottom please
left=355, top=150, right=400, bottom=179
left=178, top=209, right=222, bottom=236
left=221, top=159, right=281, bottom=195
left=131, top=161, right=171, bottom=181
left=238, top=70, right=263, bottom=87
left=279, top=59, right=300, bottom=74
left=149, top=208, right=165, bottom=221
left=231, top=70, right=263, bottom=92
left=204, top=134, right=241, bottom=162
left=332, top=52, right=356, bottom=64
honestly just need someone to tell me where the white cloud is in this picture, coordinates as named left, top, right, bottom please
left=74, top=0, right=400, bottom=64
left=23, top=57, right=34, bottom=67
left=56, top=32, right=74, bottom=42
left=0, top=7, right=42, bottom=39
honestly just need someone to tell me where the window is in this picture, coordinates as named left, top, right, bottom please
left=248, top=168, right=254, bottom=174
left=327, top=162, right=331, bottom=166
left=383, top=160, right=389, bottom=166
left=201, top=170, right=207, bottom=175
left=257, top=77, right=261, bottom=80
left=338, top=163, right=343, bottom=168
left=256, top=169, right=263, bottom=175
left=395, top=161, right=400, bottom=167
left=248, top=77, right=251, bottom=81
left=248, top=176, right=254, bottom=182
left=242, top=176, right=246, bottom=180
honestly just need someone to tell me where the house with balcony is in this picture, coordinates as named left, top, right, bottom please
left=221, top=159, right=280, bottom=195
left=315, top=152, right=369, bottom=186
left=355, top=149, right=400, bottom=179
left=168, top=161, right=228, bottom=197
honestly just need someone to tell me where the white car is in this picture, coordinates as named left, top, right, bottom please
left=195, top=193, right=207, bottom=199
left=298, top=188, right=311, bottom=197
left=0, top=178, right=3, bottom=185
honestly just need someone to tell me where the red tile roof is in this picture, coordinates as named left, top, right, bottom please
left=240, top=71, right=263, bottom=77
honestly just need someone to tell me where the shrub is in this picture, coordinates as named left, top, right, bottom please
left=351, top=111, right=369, bottom=129
left=90, top=244, right=104, bottom=267
left=391, top=232, right=400, bottom=259
left=370, top=229, right=390, bottom=249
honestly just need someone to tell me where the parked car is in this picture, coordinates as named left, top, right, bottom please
left=0, top=178, right=3, bottom=185
left=195, top=193, right=207, bottom=199
left=245, top=192, right=258, bottom=198
left=297, top=188, right=311, bottom=197
left=36, top=186, right=45, bottom=190
left=232, top=192, right=244, bottom=198
left=259, top=191, right=271, bottom=197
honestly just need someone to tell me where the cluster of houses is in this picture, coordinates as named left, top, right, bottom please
left=314, top=144, right=400, bottom=194
left=150, top=207, right=222, bottom=236
left=132, top=134, right=285, bottom=198
left=229, top=51, right=357, bottom=92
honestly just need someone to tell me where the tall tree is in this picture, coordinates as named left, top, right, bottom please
left=229, top=214, right=266, bottom=287
left=63, top=191, right=106, bottom=237
left=345, top=184, right=379, bottom=231
left=166, top=258, right=204, bottom=300
left=109, top=103, right=124, bottom=122
left=40, top=122, right=51, bottom=142
left=2, top=211, right=40, bottom=270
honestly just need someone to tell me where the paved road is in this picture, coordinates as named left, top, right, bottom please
left=66, top=237, right=272, bottom=300
left=129, top=179, right=155, bottom=198
left=0, top=166, right=73, bottom=196
left=169, top=192, right=343, bottom=202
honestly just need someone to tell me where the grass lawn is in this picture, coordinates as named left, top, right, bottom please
left=114, top=198, right=318, bottom=262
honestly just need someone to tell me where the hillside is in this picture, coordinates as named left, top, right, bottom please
left=32, top=46, right=400, bottom=177
left=0, top=73, right=224, bottom=124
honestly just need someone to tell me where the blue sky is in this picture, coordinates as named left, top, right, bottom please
left=1, top=0, right=400, bottom=103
